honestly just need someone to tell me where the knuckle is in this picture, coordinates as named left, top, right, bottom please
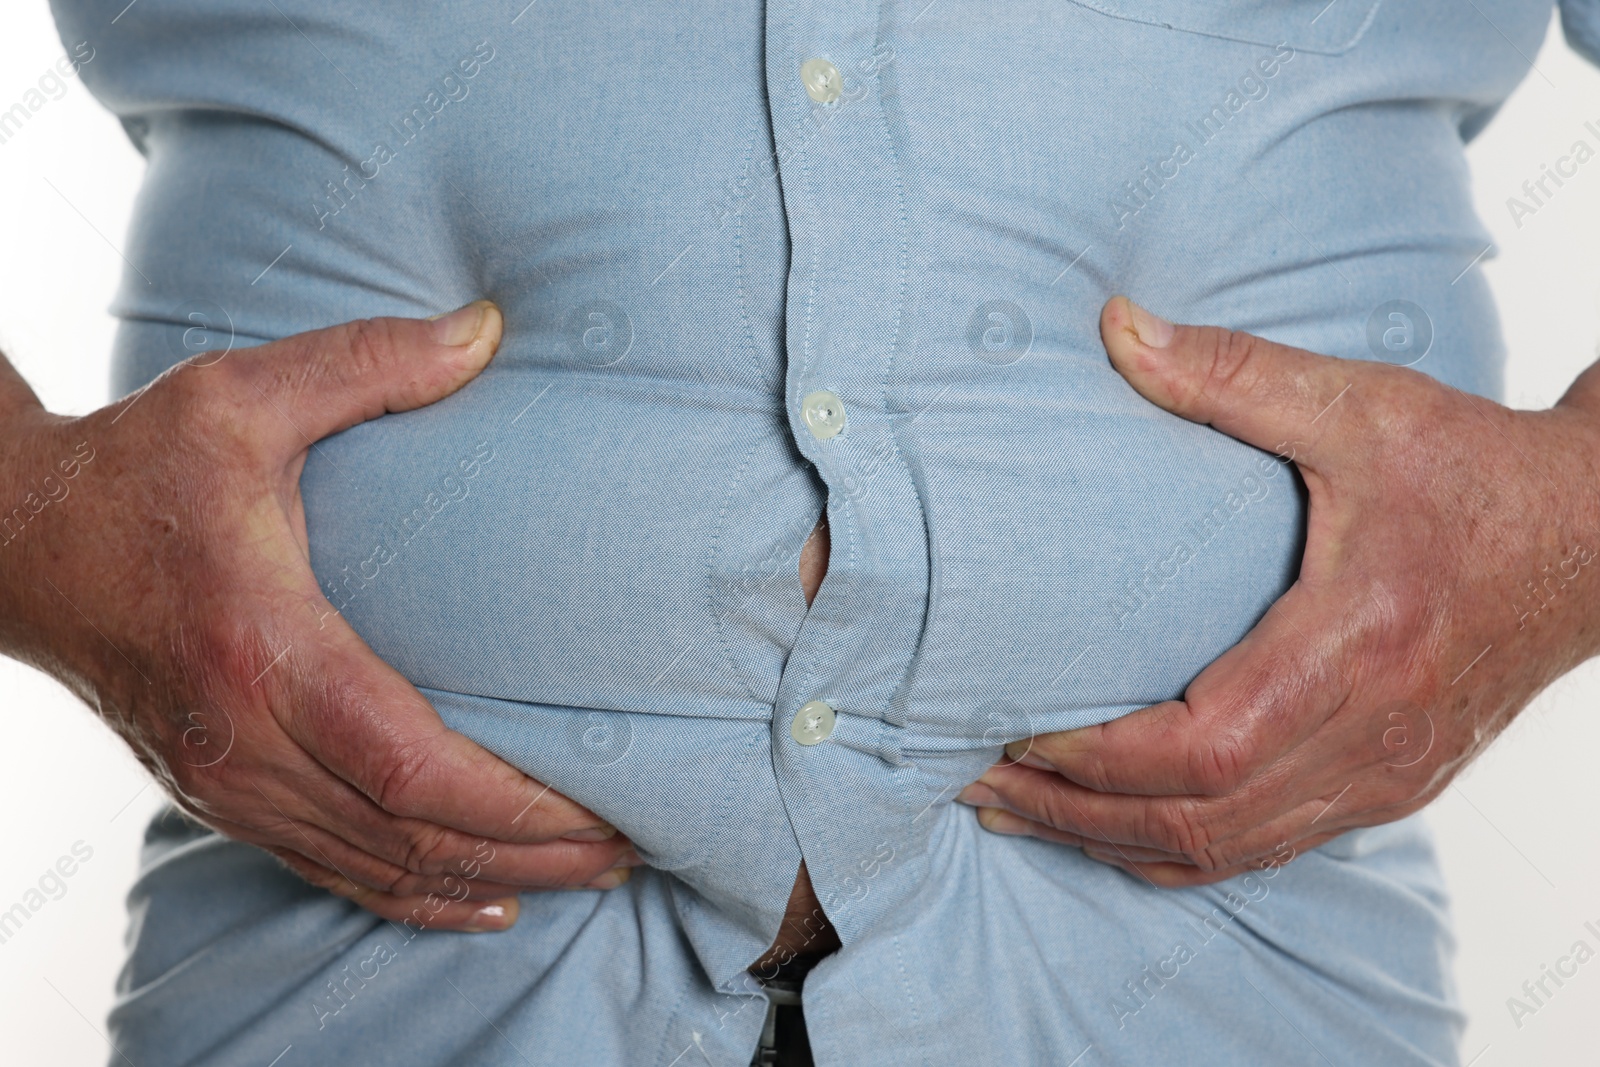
left=366, top=729, right=451, bottom=825
left=293, top=674, right=414, bottom=795
left=1366, top=365, right=1434, bottom=432
left=1149, top=802, right=1212, bottom=861
left=1196, top=840, right=1247, bottom=873
left=554, top=853, right=612, bottom=888
left=350, top=855, right=411, bottom=896
left=382, top=869, right=433, bottom=897
left=1365, top=387, right=1415, bottom=443
left=506, top=789, right=566, bottom=834
left=522, top=845, right=614, bottom=889
left=1185, top=731, right=1254, bottom=797
left=1031, top=783, right=1079, bottom=833
left=541, top=864, right=591, bottom=889
left=1034, top=734, right=1110, bottom=790
left=1070, top=755, right=1115, bottom=794
left=398, top=824, right=457, bottom=876
left=1187, top=326, right=1261, bottom=410
left=1359, top=586, right=1437, bottom=683
left=1172, top=692, right=1256, bottom=796
left=1364, top=575, right=1421, bottom=634
left=371, top=735, right=439, bottom=818
left=336, top=317, right=402, bottom=381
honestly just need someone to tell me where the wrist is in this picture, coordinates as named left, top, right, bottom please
left=0, top=402, right=82, bottom=666
left=1538, top=390, right=1600, bottom=663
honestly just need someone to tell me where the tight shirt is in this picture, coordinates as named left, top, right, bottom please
left=52, top=0, right=1599, bottom=1062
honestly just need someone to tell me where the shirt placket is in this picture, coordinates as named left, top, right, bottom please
left=764, top=0, right=933, bottom=945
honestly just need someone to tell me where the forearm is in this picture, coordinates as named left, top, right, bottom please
left=0, top=348, right=79, bottom=669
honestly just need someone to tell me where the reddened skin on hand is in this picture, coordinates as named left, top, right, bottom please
left=958, top=295, right=1600, bottom=887
left=0, top=302, right=640, bottom=931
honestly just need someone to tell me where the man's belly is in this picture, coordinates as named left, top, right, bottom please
left=296, top=358, right=1318, bottom=739
left=97, top=0, right=1516, bottom=757
left=88, top=0, right=1529, bottom=977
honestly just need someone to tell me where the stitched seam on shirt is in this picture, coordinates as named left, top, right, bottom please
left=865, top=8, right=934, bottom=741
left=650, top=962, right=699, bottom=1067
left=892, top=932, right=933, bottom=1067
left=731, top=131, right=778, bottom=395
left=1055, top=0, right=1384, bottom=55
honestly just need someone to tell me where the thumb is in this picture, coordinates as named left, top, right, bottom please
left=234, top=301, right=502, bottom=453
left=1100, top=295, right=1357, bottom=468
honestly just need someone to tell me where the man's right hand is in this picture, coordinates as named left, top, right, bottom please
left=0, top=302, right=638, bottom=931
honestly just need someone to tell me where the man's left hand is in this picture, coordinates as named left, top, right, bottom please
left=958, top=295, right=1600, bottom=886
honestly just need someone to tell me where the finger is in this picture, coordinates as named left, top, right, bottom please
left=974, top=685, right=1426, bottom=867
left=1100, top=295, right=1365, bottom=471
left=269, top=848, right=522, bottom=933
left=1081, top=833, right=1333, bottom=889
left=1075, top=808, right=1345, bottom=871
left=243, top=738, right=635, bottom=884
left=280, top=809, right=637, bottom=893
left=994, top=789, right=1351, bottom=871
left=270, top=631, right=616, bottom=845
left=969, top=760, right=1302, bottom=869
left=960, top=801, right=1091, bottom=851
left=972, top=755, right=1375, bottom=873
left=239, top=813, right=570, bottom=900
left=1010, top=588, right=1354, bottom=797
left=227, top=758, right=637, bottom=892
left=960, top=799, right=1192, bottom=884
left=963, top=786, right=1333, bottom=888
left=224, top=792, right=637, bottom=900
left=228, top=301, right=503, bottom=454
left=961, top=800, right=1328, bottom=889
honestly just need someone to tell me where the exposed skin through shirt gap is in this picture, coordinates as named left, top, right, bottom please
left=750, top=511, right=841, bottom=974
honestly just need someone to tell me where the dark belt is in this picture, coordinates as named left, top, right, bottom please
left=748, top=957, right=819, bottom=1067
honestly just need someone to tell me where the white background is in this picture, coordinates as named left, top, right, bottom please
left=2, top=5, right=1599, bottom=1065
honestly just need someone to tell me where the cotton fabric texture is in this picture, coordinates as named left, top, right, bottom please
left=50, top=0, right=1599, bottom=1062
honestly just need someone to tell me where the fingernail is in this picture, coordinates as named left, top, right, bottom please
left=428, top=300, right=490, bottom=346
left=975, top=807, right=1032, bottom=837
left=956, top=783, right=1001, bottom=807
left=463, top=896, right=519, bottom=933
left=1126, top=299, right=1174, bottom=349
left=562, top=823, right=617, bottom=842
left=586, top=866, right=633, bottom=890
left=1004, top=740, right=1054, bottom=770
left=616, top=846, right=645, bottom=868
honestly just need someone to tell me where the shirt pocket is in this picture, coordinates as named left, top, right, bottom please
left=1061, top=0, right=1385, bottom=55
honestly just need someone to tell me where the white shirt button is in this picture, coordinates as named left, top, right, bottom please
left=800, top=58, right=842, bottom=104
left=791, top=700, right=836, bottom=746
left=802, top=389, right=846, bottom=440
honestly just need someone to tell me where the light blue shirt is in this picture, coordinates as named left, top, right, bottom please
left=53, top=0, right=1600, bottom=1062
